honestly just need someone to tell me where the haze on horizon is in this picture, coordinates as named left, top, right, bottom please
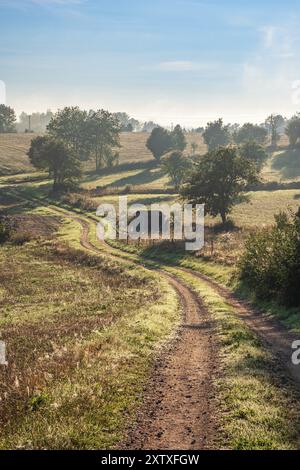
left=1, top=0, right=300, bottom=127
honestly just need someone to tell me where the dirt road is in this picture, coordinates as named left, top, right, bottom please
left=57, top=210, right=219, bottom=450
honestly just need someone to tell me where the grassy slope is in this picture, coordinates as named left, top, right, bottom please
left=0, top=134, right=36, bottom=175
left=0, top=132, right=205, bottom=177
left=2, top=135, right=300, bottom=449
left=71, top=211, right=300, bottom=450
left=0, top=201, right=180, bottom=449
left=3, top=189, right=300, bottom=449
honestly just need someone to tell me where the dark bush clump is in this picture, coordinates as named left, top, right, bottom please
left=0, top=215, right=12, bottom=244
left=239, top=209, right=300, bottom=307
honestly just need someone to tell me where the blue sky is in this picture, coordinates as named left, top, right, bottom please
left=1, top=0, right=300, bottom=126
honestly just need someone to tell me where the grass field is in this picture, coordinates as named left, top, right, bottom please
left=0, top=132, right=205, bottom=177
left=1, top=130, right=300, bottom=449
left=0, top=209, right=180, bottom=449
left=2, top=175, right=300, bottom=449
left=0, top=134, right=36, bottom=175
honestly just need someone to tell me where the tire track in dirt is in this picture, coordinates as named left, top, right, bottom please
left=180, top=267, right=300, bottom=386
left=48, top=206, right=219, bottom=449
left=123, top=276, right=218, bottom=450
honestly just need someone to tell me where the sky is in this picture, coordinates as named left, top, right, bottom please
left=1, top=0, right=300, bottom=126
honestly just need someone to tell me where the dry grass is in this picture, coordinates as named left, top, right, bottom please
left=0, top=134, right=36, bottom=175
left=0, top=132, right=206, bottom=177
left=0, top=239, right=179, bottom=449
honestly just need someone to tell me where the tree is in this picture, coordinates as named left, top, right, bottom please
left=17, top=110, right=53, bottom=133
left=87, top=109, right=121, bottom=171
left=114, top=112, right=139, bottom=132
left=122, top=123, right=133, bottom=132
left=161, top=151, right=191, bottom=190
left=234, top=123, right=267, bottom=145
left=47, top=107, right=90, bottom=160
left=285, top=115, right=300, bottom=147
left=239, top=141, right=268, bottom=170
left=203, top=119, right=230, bottom=151
left=142, top=121, right=160, bottom=133
left=0, top=105, right=16, bottom=133
left=191, top=142, right=198, bottom=155
left=265, top=114, right=284, bottom=147
left=180, top=147, right=258, bottom=225
left=27, top=136, right=81, bottom=191
left=171, top=124, right=187, bottom=151
left=146, top=127, right=172, bottom=161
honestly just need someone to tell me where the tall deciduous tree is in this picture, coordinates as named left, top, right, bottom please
left=171, top=124, right=187, bottom=151
left=203, top=118, right=230, bottom=151
left=180, top=147, right=258, bottom=225
left=47, top=107, right=90, bottom=160
left=285, top=114, right=300, bottom=147
left=27, top=136, right=81, bottom=191
left=88, top=109, right=121, bottom=171
left=146, top=127, right=172, bottom=161
left=0, top=105, right=16, bottom=133
left=239, top=141, right=268, bottom=170
left=233, top=123, right=267, bottom=145
left=161, top=151, right=191, bottom=190
left=265, top=114, right=284, bottom=147
left=147, top=125, right=188, bottom=161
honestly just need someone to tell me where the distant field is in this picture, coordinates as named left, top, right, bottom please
left=0, top=132, right=206, bottom=176
left=0, top=134, right=36, bottom=175
left=1, top=131, right=298, bottom=184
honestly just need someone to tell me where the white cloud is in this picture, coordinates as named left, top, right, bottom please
left=240, top=22, right=300, bottom=117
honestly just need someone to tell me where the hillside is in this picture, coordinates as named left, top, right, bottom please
left=0, top=134, right=36, bottom=175
left=0, top=132, right=205, bottom=176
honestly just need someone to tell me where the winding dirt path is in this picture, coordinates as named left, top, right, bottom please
left=180, top=267, right=300, bottom=386
left=51, top=207, right=219, bottom=449
left=123, top=276, right=218, bottom=450
left=9, top=191, right=300, bottom=445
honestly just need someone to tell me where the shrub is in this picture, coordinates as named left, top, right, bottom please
left=10, top=231, right=32, bottom=245
left=61, top=193, right=97, bottom=212
left=0, top=215, right=12, bottom=244
left=239, top=210, right=300, bottom=306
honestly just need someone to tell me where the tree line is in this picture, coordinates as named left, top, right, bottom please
left=2, top=103, right=300, bottom=150
left=0, top=105, right=159, bottom=134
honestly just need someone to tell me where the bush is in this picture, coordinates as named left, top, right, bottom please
left=239, top=210, right=300, bottom=306
left=10, top=231, right=32, bottom=245
left=0, top=216, right=12, bottom=244
left=61, top=193, right=97, bottom=212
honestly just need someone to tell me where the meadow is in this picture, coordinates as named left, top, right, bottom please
left=1, top=131, right=300, bottom=450
left=0, top=132, right=205, bottom=176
